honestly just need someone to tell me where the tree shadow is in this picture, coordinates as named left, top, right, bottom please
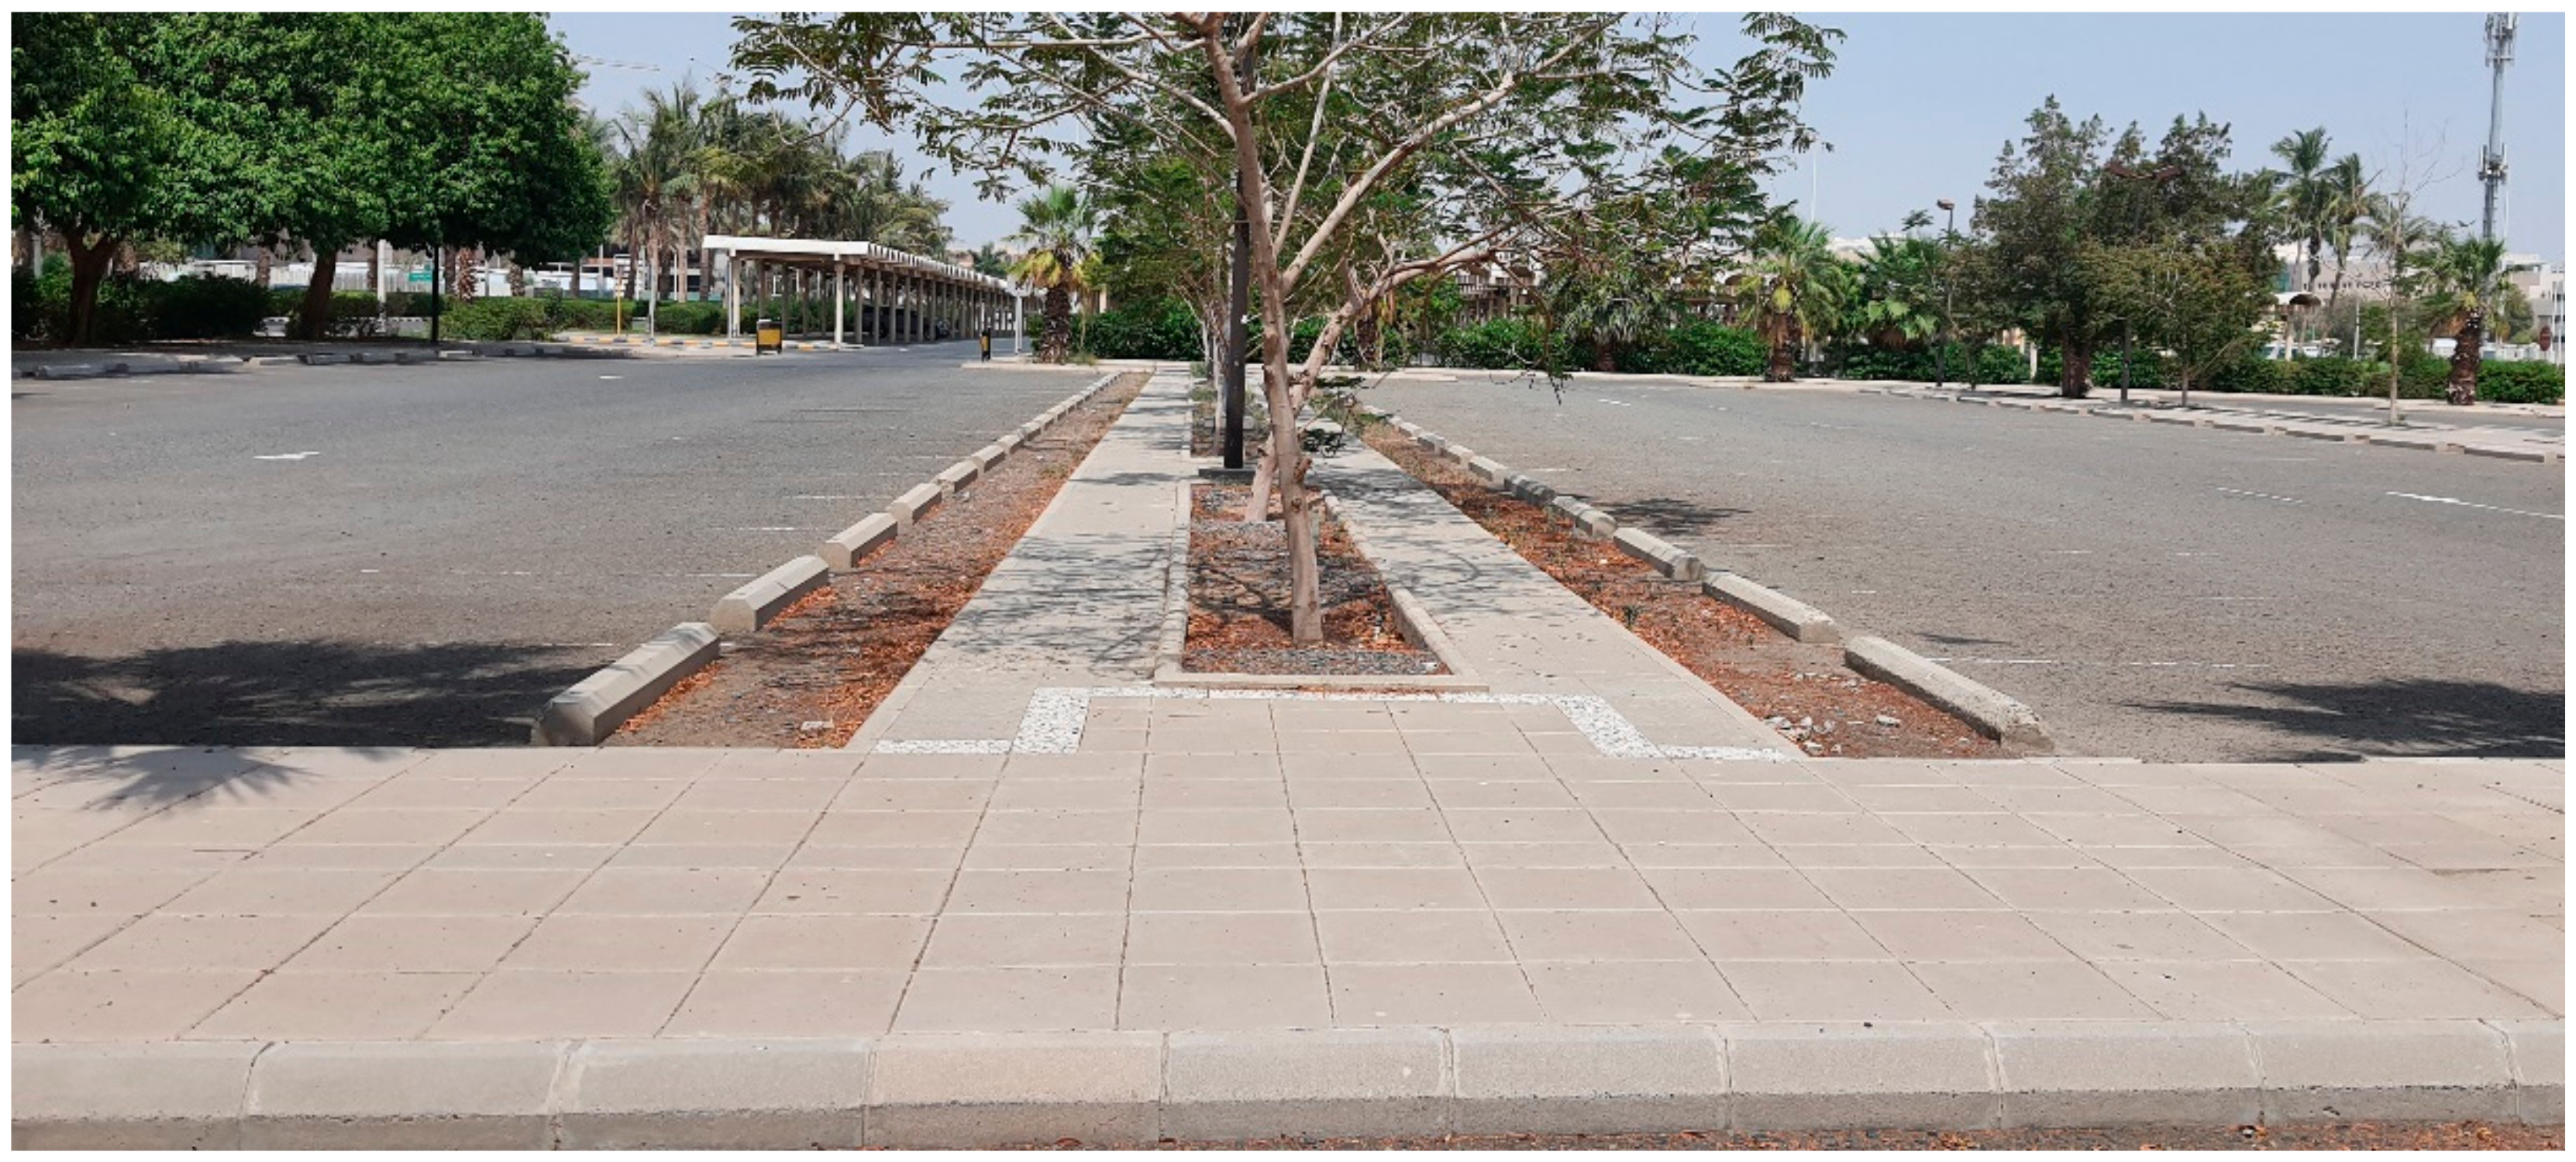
left=13, top=641, right=601, bottom=749
left=2128, top=678, right=2567, bottom=762
left=1598, top=497, right=1749, bottom=539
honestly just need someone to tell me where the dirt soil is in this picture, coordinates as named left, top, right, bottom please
left=1019, top=1120, right=2561, bottom=1150
left=609, top=373, right=1145, bottom=748
left=1185, top=483, right=1442, bottom=677
left=1190, top=383, right=1271, bottom=458
left=1362, top=422, right=2014, bottom=760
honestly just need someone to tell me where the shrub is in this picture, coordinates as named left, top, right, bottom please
left=1659, top=321, right=1765, bottom=377
left=437, top=297, right=550, bottom=341
left=1837, top=341, right=2040, bottom=387
left=1437, top=318, right=1556, bottom=370
left=2476, top=359, right=2565, bottom=404
left=149, top=274, right=273, bottom=339
left=2202, top=355, right=2283, bottom=394
left=1081, top=300, right=1200, bottom=361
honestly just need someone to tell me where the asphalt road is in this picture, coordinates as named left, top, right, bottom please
left=12, top=344, right=1096, bottom=746
left=1365, top=372, right=2566, bottom=762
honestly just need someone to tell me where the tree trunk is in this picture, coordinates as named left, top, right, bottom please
left=2446, top=310, right=2481, bottom=405
left=366, top=244, right=382, bottom=304
left=253, top=245, right=273, bottom=290
left=1593, top=339, right=1618, bottom=373
left=2059, top=342, right=2094, bottom=399
left=1039, top=285, right=1071, bottom=362
left=453, top=246, right=478, bottom=304
left=298, top=250, right=339, bottom=341
left=1765, top=322, right=1797, bottom=382
left=506, top=256, right=527, bottom=297
left=60, top=231, right=115, bottom=347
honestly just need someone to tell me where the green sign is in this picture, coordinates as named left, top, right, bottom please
left=406, top=270, right=432, bottom=285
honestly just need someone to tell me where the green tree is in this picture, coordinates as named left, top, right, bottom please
left=1005, top=185, right=1097, bottom=363
left=1844, top=226, right=1946, bottom=352
left=735, top=12, right=1835, bottom=642
left=2318, top=153, right=2369, bottom=327
left=2089, top=239, right=2269, bottom=405
left=2267, top=125, right=2332, bottom=295
left=1730, top=216, right=1850, bottom=381
left=12, top=14, right=189, bottom=345
left=2419, top=235, right=2519, bottom=404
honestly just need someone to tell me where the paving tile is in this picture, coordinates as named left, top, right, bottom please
left=501, top=915, right=735, bottom=971
left=1125, top=911, right=1321, bottom=964
left=14, top=867, right=219, bottom=915
left=1641, top=867, right=1835, bottom=910
left=920, top=913, right=1130, bottom=968
left=1679, top=909, right=1891, bottom=961
left=1155, top=727, right=1279, bottom=755
left=2123, top=866, right=2337, bottom=911
left=1135, top=841, right=1299, bottom=870
left=659, top=969, right=910, bottom=1037
left=1775, top=843, right=1947, bottom=868
left=1624, top=843, right=1789, bottom=868
left=973, top=809, right=1139, bottom=846
left=2079, top=843, right=2248, bottom=870
left=1975, top=786, right=2135, bottom=814
left=828, top=779, right=995, bottom=812
left=427, top=971, right=698, bottom=1040
left=1458, top=841, right=1628, bottom=869
left=1925, top=843, right=2101, bottom=869
left=1564, top=781, right=1718, bottom=810
left=710, top=915, right=931, bottom=971
left=1698, top=784, right=1858, bottom=812
left=456, top=809, right=659, bottom=846
left=1523, top=960, right=1751, bottom=1023
left=804, top=810, right=983, bottom=847
left=1003, top=754, right=1147, bottom=779
left=1131, top=866, right=1307, bottom=912
left=1907, top=960, right=2155, bottom=1019
left=1147, top=753, right=1284, bottom=780
left=1142, top=779, right=1288, bottom=810
left=1849, top=910, right=2079, bottom=961
left=2020, top=911, right=2248, bottom=961
left=548, top=750, right=725, bottom=781
left=2276, top=957, right=2552, bottom=1019
left=2272, top=866, right=2495, bottom=911
left=1803, top=867, right=2006, bottom=911
left=1136, top=809, right=1297, bottom=844
left=70, top=913, right=337, bottom=971
left=277, top=807, right=492, bottom=846
left=605, top=842, right=800, bottom=870
left=630, top=810, right=821, bottom=846
left=186, top=969, right=478, bottom=1040
left=95, top=808, right=319, bottom=847
left=2022, top=812, right=2200, bottom=846
left=1440, top=809, right=1608, bottom=844
left=1958, top=867, right=2171, bottom=911
left=1278, top=753, right=1417, bottom=780
left=509, top=778, right=690, bottom=811
left=1306, top=867, right=1487, bottom=910
left=946, top=868, right=1131, bottom=913
left=1275, top=730, right=1406, bottom=755
left=1476, top=866, right=1661, bottom=910
left=284, top=914, right=540, bottom=972
left=2199, top=911, right=2431, bottom=960
left=2094, top=960, right=2353, bottom=1019
left=1427, top=781, right=1579, bottom=810
left=956, top=842, right=1128, bottom=871
left=1118, top=964, right=1333, bottom=1030
left=1298, top=841, right=1465, bottom=869
left=1737, top=812, right=1913, bottom=846
left=551, top=868, right=771, bottom=915
left=1839, top=786, right=1999, bottom=813
left=1718, top=961, right=1952, bottom=1020
left=1314, top=909, right=1515, bottom=964
left=2457, top=958, right=2563, bottom=1014
left=752, top=868, right=952, bottom=914
left=1401, top=731, right=1539, bottom=757
left=893, top=967, right=1121, bottom=1033
left=1587, top=810, right=1758, bottom=845
left=1329, top=963, right=1544, bottom=1026
left=12, top=913, right=132, bottom=984
left=12, top=969, right=263, bottom=1042
left=1882, top=813, right=2065, bottom=847
left=1286, top=780, right=1434, bottom=810
left=1292, top=808, right=1452, bottom=843
left=856, top=753, right=1008, bottom=780
left=1495, top=909, right=1704, bottom=961
left=2364, top=908, right=2566, bottom=961
left=668, top=779, right=845, bottom=813
left=421, top=844, right=617, bottom=872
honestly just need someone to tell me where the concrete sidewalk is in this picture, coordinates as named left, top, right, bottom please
left=10, top=744, right=2563, bottom=1145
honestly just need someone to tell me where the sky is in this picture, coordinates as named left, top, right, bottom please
left=549, top=12, right=2567, bottom=263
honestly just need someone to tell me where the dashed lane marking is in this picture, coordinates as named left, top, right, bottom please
left=2214, top=486, right=2300, bottom=504
left=253, top=452, right=322, bottom=461
left=2387, top=491, right=2564, bottom=521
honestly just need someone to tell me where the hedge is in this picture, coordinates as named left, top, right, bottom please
left=1838, top=342, right=2039, bottom=387
left=13, top=261, right=270, bottom=344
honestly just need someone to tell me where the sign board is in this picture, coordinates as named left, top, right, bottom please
left=405, top=270, right=432, bottom=285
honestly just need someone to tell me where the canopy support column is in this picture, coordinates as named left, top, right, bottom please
left=833, top=260, right=846, bottom=349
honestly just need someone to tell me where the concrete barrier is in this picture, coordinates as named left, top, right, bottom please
left=711, top=555, right=831, bottom=634
left=1548, top=496, right=1617, bottom=539
left=934, top=459, right=980, bottom=494
left=1612, top=528, right=1704, bottom=581
left=1465, top=456, right=1510, bottom=486
left=973, top=443, right=1011, bottom=471
left=821, top=514, right=898, bottom=570
left=532, top=623, right=721, bottom=746
left=1844, top=635, right=2052, bottom=751
left=888, top=483, right=943, bottom=528
left=1704, top=572, right=1839, bottom=644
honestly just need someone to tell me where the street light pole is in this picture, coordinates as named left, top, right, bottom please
left=1935, top=199, right=1956, bottom=389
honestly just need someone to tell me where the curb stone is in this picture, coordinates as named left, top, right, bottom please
left=532, top=622, right=721, bottom=746
left=9, top=1022, right=2556, bottom=1148
left=711, top=555, right=831, bottom=634
left=934, top=459, right=980, bottom=494
left=1612, top=526, right=1706, bottom=581
left=887, top=482, right=943, bottom=528
left=821, top=514, right=898, bottom=570
left=1703, top=572, right=1839, bottom=644
left=1844, top=634, right=2053, bottom=751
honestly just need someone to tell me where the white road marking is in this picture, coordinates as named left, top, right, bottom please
left=1920, top=657, right=2061, bottom=665
left=2173, top=552, right=2221, bottom=557
left=2387, top=492, right=2564, bottom=521
left=253, top=452, right=321, bottom=461
left=1594, top=398, right=1632, bottom=407
left=713, top=527, right=818, bottom=532
left=598, top=375, right=623, bottom=380
left=2214, top=486, right=2300, bottom=504
left=2048, top=549, right=2095, bottom=555
left=786, top=495, right=871, bottom=500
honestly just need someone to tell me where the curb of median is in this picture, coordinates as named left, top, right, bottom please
left=1362, top=407, right=2055, bottom=751
left=527, top=372, right=1121, bottom=746
left=15, top=1019, right=2557, bottom=1148
left=1856, top=383, right=2564, bottom=465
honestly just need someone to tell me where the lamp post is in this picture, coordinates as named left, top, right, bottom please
left=1935, top=198, right=1956, bottom=388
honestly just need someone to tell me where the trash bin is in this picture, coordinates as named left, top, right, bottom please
left=755, top=318, right=783, bottom=355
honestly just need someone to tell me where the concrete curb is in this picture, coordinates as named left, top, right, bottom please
left=1704, top=572, right=1840, bottom=644
left=1864, top=383, right=2563, bottom=465
left=1612, top=527, right=1706, bottom=582
left=710, top=555, right=831, bottom=634
left=887, top=482, right=943, bottom=528
left=15, top=1021, right=2557, bottom=1148
left=1844, top=634, right=2053, bottom=751
left=530, top=622, right=721, bottom=746
left=820, top=514, right=898, bottom=570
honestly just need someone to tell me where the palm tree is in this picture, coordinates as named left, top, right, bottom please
left=2268, top=127, right=2332, bottom=295
left=2318, top=153, right=2368, bottom=332
left=1844, top=233, right=1944, bottom=352
left=1006, top=185, right=1097, bottom=363
left=2420, top=235, right=2517, bottom=405
left=1730, top=217, right=1851, bottom=382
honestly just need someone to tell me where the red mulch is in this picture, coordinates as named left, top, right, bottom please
left=1183, top=483, right=1442, bottom=677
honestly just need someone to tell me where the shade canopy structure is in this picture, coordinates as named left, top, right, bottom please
left=701, top=234, right=1030, bottom=351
